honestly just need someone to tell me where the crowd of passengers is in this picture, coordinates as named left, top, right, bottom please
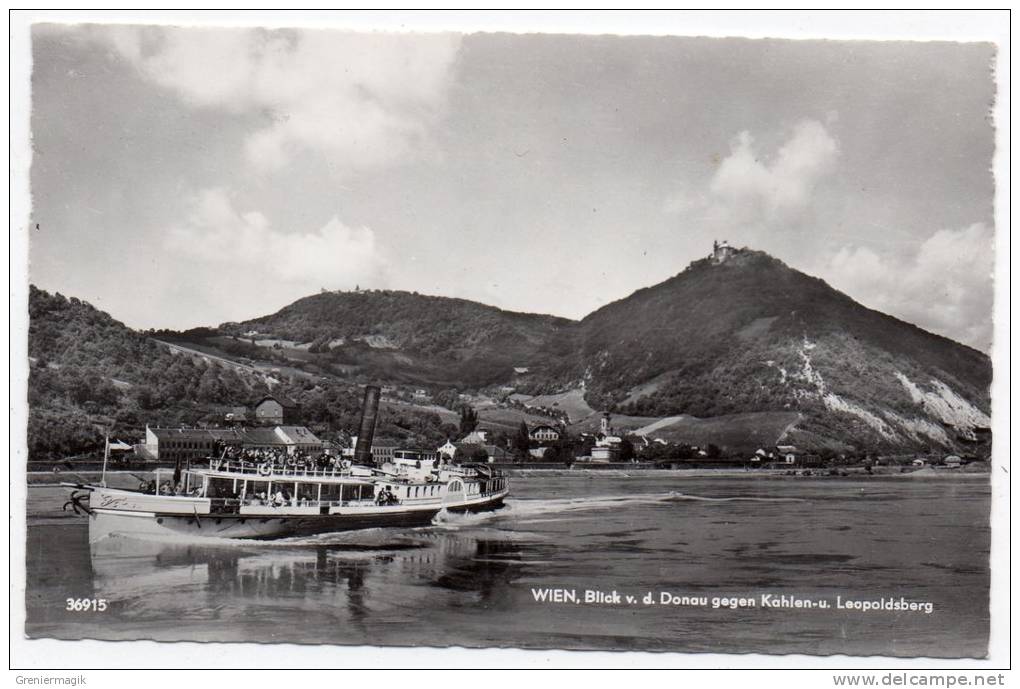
left=217, top=444, right=344, bottom=471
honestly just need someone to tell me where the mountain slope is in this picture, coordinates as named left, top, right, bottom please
left=29, top=244, right=993, bottom=457
left=25, top=287, right=462, bottom=460
left=219, top=290, right=574, bottom=387
left=574, top=249, right=991, bottom=452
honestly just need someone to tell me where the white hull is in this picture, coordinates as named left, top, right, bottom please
left=85, top=486, right=509, bottom=542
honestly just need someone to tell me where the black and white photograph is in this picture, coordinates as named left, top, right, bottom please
left=10, top=11, right=1009, bottom=670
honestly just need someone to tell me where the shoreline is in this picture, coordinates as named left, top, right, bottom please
left=25, top=466, right=989, bottom=486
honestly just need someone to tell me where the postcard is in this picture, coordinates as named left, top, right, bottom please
left=10, top=11, right=1008, bottom=671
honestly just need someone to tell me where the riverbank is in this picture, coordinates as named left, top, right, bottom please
left=24, top=463, right=989, bottom=486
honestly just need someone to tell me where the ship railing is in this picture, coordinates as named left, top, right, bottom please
left=234, top=497, right=380, bottom=509
left=208, top=459, right=359, bottom=479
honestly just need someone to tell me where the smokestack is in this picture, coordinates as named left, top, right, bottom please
left=353, top=385, right=381, bottom=466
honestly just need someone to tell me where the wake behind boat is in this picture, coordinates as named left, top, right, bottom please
left=63, top=386, right=509, bottom=542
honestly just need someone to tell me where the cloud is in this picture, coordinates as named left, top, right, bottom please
left=93, top=26, right=461, bottom=172
left=666, top=119, right=839, bottom=229
left=710, top=119, right=839, bottom=222
left=166, top=188, right=385, bottom=288
left=826, top=223, right=994, bottom=351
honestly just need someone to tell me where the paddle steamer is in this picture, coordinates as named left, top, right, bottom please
left=63, top=387, right=509, bottom=542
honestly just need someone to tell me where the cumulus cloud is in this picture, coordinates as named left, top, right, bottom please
left=93, top=26, right=461, bottom=171
left=166, top=188, right=385, bottom=288
left=711, top=120, right=838, bottom=217
left=665, top=119, right=839, bottom=231
left=826, top=223, right=995, bottom=351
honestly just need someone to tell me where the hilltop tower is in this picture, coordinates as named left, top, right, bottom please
left=711, top=239, right=738, bottom=264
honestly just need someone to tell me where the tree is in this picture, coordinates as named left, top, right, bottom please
left=619, top=436, right=636, bottom=462
left=514, top=421, right=531, bottom=460
left=706, top=443, right=722, bottom=459
left=434, top=388, right=460, bottom=411
left=458, top=405, right=479, bottom=436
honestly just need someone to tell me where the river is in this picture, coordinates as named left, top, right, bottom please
left=23, top=474, right=990, bottom=657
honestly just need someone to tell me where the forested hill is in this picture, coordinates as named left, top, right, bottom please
left=573, top=250, right=992, bottom=452
left=219, top=289, right=576, bottom=386
left=27, top=244, right=994, bottom=458
left=27, top=286, right=270, bottom=459
left=25, top=287, right=459, bottom=460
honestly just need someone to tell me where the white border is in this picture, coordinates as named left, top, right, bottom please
left=8, top=9, right=1011, bottom=672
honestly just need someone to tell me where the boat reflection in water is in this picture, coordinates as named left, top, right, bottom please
left=86, top=525, right=528, bottom=642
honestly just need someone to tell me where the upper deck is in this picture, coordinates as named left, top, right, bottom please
left=199, top=458, right=387, bottom=484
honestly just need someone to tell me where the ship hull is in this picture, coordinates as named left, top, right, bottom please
left=445, top=493, right=507, bottom=513
left=90, top=506, right=442, bottom=542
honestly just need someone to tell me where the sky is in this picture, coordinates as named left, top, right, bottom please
left=28, top=24, right=997, bottom=351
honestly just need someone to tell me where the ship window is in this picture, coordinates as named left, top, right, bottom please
left=207, top=477, right=235, bottom=499
left=341, top=484, right=375, bottom=502
left=320, top=483, right=342, bottom=503
left=185, top=473, right=203, bottom=493
left=243, top=479, right=268, bottom=497
left=296, top=483, right=318, bottom=502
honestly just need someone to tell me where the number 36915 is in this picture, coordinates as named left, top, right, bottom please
left=66, top=598, right=108, bottom=612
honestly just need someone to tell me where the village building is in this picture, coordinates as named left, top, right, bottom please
left=771, top=445, right=823, bottom=468
left=776, top=444, right=799, bottom=464
left=239, top=427, right=290, bottom=452
left=588, top=412, right=622, bottom=462
left=273, top=426, right=323, bottom=454
left=459, top=429, right=490, bottom=445
left=224, top=406, right=249, bottom=423
left=341, top=436, right=399, bottom=463
left=252, top=395, right=301, bottom=425
left=452, top=443, right=509, bottom=463
left=237, top=426, right=323, bottom=455
left=437, top=440, right=458, bottom=459
left=529, top=424, right=561, bottom=442
left=142, top=426, right=244, bottom=462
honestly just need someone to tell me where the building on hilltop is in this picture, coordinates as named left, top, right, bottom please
left=711, top=239, right=739, bottom=264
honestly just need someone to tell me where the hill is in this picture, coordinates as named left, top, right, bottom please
left=572, top=249, right=991, bottom=453
left=28, top=245, right=994, bottom=458
left=25, top=287, right=464, bottom=460
left=215, top=290, right=574, bottom=387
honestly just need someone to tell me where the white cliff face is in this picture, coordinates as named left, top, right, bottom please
left=881, top=409, right=951, bottom=445
left=895, top=372, right=991, bottom=431
left=781, top=339, right=986, bottom=447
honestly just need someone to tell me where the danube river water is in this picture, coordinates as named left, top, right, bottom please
left=24, top=474, right=990, bottom=657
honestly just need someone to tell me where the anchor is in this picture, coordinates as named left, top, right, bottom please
left=62, top=490, right=93, bottom=516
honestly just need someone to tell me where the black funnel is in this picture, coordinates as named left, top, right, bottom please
left=353, top=385, right=381, bottom=465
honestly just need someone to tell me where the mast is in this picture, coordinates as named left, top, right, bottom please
left=100, top=435, right=110, bottom=487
